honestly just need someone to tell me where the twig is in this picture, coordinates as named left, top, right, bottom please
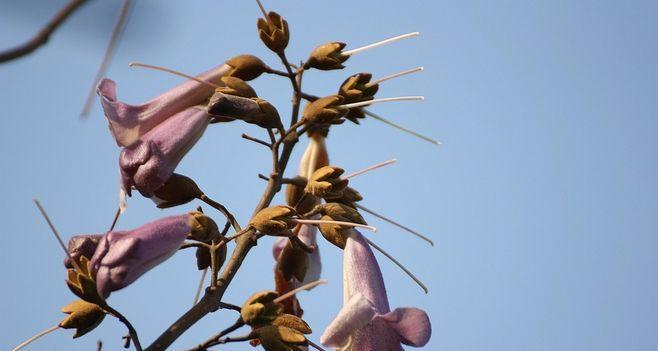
left=242, top=133, right=272, bottom=149
left=101, top=303, right=143, bottom=351
left=184, top=318, right=245, bottom=351
left=198, top=194, right=241, bottom=232
left=0, top=0, right=89, bottom=63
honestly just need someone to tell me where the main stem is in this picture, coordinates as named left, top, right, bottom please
left=145, top=56, right=305, bottom=351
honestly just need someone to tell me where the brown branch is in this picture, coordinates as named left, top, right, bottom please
left=0, top=0, right=90, bottom=63
left=184, top=318, right=245, bottom=351
left=241, top=133, right=272, bottom=149
left=101, top=303, right=142, bottom=351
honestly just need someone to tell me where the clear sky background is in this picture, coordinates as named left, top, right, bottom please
left=1, top=1, right=657, bottom=350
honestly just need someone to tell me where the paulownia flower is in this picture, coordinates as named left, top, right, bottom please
left=90, top=213, right=209, bottom=298
left=97, top=64, right=230, bottom=147
left=119, top=106, right=210, bottom=197
left=320, top=229, right=431, bottom=350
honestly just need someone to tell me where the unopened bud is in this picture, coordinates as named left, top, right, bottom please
left=253, top=324, right=308, bottom=351
left=338, top=73, right=379, bottom=124
left=313, top=203, right=368, bottom=249
left=250, top=206, right=297, bottom=235
left=152, top=173, right=203, bottom=209
left=272, top=314, right=312, bottom=334
left=301, top=95, right=346, bottom=125
left=285, top=177, right=317, bottom=214
left=305, top=166, right=348, bottom=199
left=207, top=93, right=282, bottom=130
left=241, top=291, right=283, bottom=326
left=59, top=300, right=106, bottom=338
left=252, top=98, right=284, bottom=130
left=188, top=212, right=220, bottom=242
left=225, top=54, right=270, bottom=81
left=216, top=76, right=258, bottom=98
left=304, top=42, right=348, bottom=70
left=257, top=11, right=290, bottom=53
left=329, top=186, right=363, bottom=206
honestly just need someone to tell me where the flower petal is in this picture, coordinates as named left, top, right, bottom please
left=320, top=292, right=375, bottom=348
left=376, top=307, right=431, bottom=347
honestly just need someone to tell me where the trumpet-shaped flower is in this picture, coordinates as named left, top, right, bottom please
left=97, top=64, right=229, bottom=147
left=119, top=106, right=210, bottom=197
left=89, top=214, right=196, bottom=298
left=320, top=229, right=431, bottom=350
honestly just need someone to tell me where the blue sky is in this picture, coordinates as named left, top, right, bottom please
left=1, top=1, right=657, bottom=350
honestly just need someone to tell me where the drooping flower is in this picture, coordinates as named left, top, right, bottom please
left=119, top=106, right=210, bottom=197
left=320, top=229, right=431, bottom=350
left=90, top=212, right=213, bottom=298
left=97, top=64, right=230, bottom=147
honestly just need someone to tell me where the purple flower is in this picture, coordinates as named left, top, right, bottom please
left=320, top=230, right=431, bottom=350
left=119, top=106, right=210, bottom=197
left=64, top=234, right=103, bottom=268
left=97, top=64, right=229, bottom=147
left=90, top=214, right=193, bottom=298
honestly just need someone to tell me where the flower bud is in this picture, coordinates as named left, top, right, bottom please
left=276, top=240, right=309, bottom=282
left=338, top=73, right=379, bottom=124
left=188, top=211, right=220, bottom=242
left=207, top=93, right=283, bottom=130
left=216, top=76, right=258, bottom=98
left=301, top=95, right=346, bottom=125
left=305, top=166, right=348, bottom=199
left=241, top=291, right=283, bottom=326
left=252, top=97, right=284, bottom=130
left=59, top=300, right=106, bottom=338
left=284, top=177, right=317, bottom=214
left=257, top=11, right=290, bottom=53
left=253, top=325, right=308, bottom=351
left=313, top=203, right=368, bottom=249
left=250, top=206, right=297, bottom=235
left=304, top=42, right=348, bottom=70
left=328, top=186, right=363, bottom=206
left=225, top=54, right=270, bottom=81
left=273, top=314, right=312, bottom=334
left=151, top=173, right=203, bottom=209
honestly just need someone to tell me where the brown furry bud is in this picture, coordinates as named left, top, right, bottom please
left=188, top=212, right=220, bottom=242
left=59, top=300, right=106, bottom=338
left=338, top=73, right=379, bottom=124
left=304, top=42, right=348, bottom=70
left=257, top=11, right=290, bottom=53
left=152, top=173, right=203, bottom=209
left=301, top=95, right=346, bottom=125
left=253, top=325, right=308, bottom=351
left=250, top=206, right=297, bottom=235
left=305, top=166, right=348, bottom=199
left=216, top=76, right=258, bottom=98
left=313, top=203, right=368, bottom=249
left=225, top=54, right=270, bottom=81
left=241, top=291, right=283, bottom=326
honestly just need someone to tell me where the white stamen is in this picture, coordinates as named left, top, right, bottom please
left=369, top=66, right=424, bottom=86
left=344, top=159, right=396, bottom=179
left=342, top=32, right=420, bottom=56
left=81, top=0, right=134, bottom=117
left=193, top=268, right=208, bottom=306
left=118, top=188, right=128, bottom=213
left=292, top=219, right=377, bottom=232
left=363, top=237, right=428, bottom=294
left=356, top=204, right=434, bottom=246
left=363, top=109, right=442, bottom=146
left=273, top=279, right=328, bottom=303
left=12, top=325, right=59, bottom=351
left=33, top=199, right=82, bottom=272
left=255, top=0, right=269, bottom=18
left=128, top=62, right=222, bottom=89
left=337, top=96, right=424, bottom=110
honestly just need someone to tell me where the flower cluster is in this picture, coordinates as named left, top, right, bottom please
left=17, top=2, right=437, bottom=351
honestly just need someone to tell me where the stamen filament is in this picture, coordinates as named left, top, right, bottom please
left=255, top=0, right=269, bottom=18
left=342, top=32, right=420, bottom=56
left=292, top=219, right=377, bottom=232
left=273, top=279, right=328, bottom=303
left=109, top=207, right=121, bottom=231
left=128, top=62, right=222, bottom=89
left=344, top=158, right=396, bottom=179
left=192, top=268, right=208, bottom=306
left=12, top=325, right=59, bottom=351
left=363, top=237, right=428, bottom=293
left=364, top=109, right=442, bottom=146
left=33, top=199, right=82, bottom=272
left=81, top=0, right=134, bottom=117
left=369, top=66, right=424, bottom=86
left=338, top=96, right=424, bottom=110
left=356, top=204, right=434, bottom=246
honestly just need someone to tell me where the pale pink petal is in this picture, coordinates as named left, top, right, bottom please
left=320, top=293, right=376, bottom=348
left=377, top=307, right=432, bottom=347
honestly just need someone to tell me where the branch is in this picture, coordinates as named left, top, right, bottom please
left=102, top=303, right=142, bottom=351
left=0, top=0, right=89, bottom=63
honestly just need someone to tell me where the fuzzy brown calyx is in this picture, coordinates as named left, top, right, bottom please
left=59, top=300, right=106, bottom=338
left=188, top=212, right=220, bottom=242
left=257, top=11, right=290, bottom=53
left=312, top=202, right=368, bottom=249
left=152, top=173, right=203, bottom=209
left=301, top=95, right=346, bottom=125
left=216, top=76, right=258, bottom=98
left=338, top=73, right=379, bottom=124
left=304, top=42, right=348, bottom=71
left=305, top=166, right=348, bottom=199
left=225, top=54, right=270, bottom=81
left=252, top=324, right=308, bottom=351
left=250, top=206, right=297, bottom=235
left=327, top=185, right=363, bottom=206
left=284, top=177, right=317, bottom=214
left=66, top=256, right=104, bottom=305
left=241, top=291, right=284, bottom=326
